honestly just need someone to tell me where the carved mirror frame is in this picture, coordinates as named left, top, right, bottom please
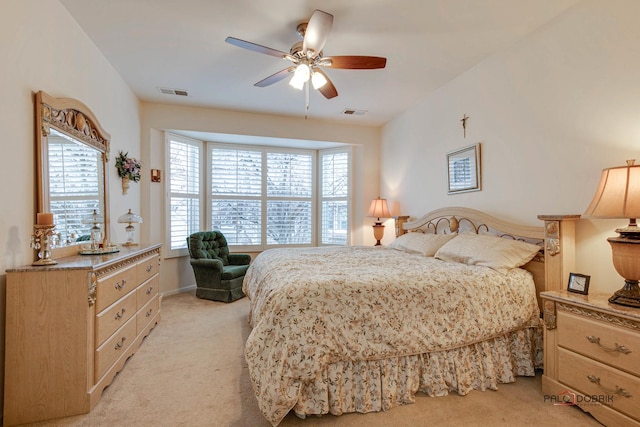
left=35, top=91, right=111, bottom=252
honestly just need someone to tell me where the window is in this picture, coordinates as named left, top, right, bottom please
left=166, top=134, right=201, bottom=256
left=266, top=152, right=313, bottom=245
left=320, top=150, right=350, bottom=245
left=167, top=133, right=351, bottom=255
left=209, top=147, right=262, bottom=245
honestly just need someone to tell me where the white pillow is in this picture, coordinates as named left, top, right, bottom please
left=389, top=232, right=456, bottom=257
left=434, top=231, right=541, bottom=270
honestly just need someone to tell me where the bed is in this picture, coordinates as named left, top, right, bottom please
left=243, top=207, right=573, bottom=425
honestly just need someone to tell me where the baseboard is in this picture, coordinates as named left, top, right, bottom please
left=161, top=284, right=196, bottom=298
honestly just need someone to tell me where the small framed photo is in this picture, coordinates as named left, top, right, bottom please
left=447, top=143, right=482, bottom=194
left=567, top=272, right=590, bottom=295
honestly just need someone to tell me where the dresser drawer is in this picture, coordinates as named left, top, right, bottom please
left=95, top=264, right=137, bottom=312
left=558, top=310, right=640, bottom=376
left=95, top=291, right=137, bottom=347
left=137, top=294, right=160, bottom=335
left=137, top=254, right=159, bottom=284
left=95, top=315, right=136, bottom=381
left=558, top=348, right=640, bottom=421
left=137, top=275, right=159, bottom=309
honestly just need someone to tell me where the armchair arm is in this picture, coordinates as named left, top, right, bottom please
left=190, top=258, right=224, bottom=271
left=228, top=253, right=251, bottom=266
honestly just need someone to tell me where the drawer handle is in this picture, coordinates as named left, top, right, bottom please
left=114, top=337, right=126, bottom=350
left=587, top=375, right=632, bottom=398
left=114, top=308, right=126, bottom=320
left=146, top=308, right=153, bottom=317
left=115, top=279, right=126, bottom=290
left=145, top=265, right=153, bottom=273
left=586, top=336, right=632, bottom=354
left=145, top=286, right=153, bottom=295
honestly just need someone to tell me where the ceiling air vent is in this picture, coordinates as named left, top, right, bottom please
left=158, top=87, right=189, bottom=97
left=342, top=108, right=367, bottom=116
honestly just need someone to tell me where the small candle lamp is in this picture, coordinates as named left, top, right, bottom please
left=117, top=209, right=143, bottom=246
left=31, top=212, right=57, bottom=265
left=81, top=210, right=104, bottom=250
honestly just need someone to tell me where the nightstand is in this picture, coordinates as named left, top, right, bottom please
left=541, top=290, right=640, bottom=426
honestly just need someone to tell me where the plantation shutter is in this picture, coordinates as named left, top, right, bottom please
left=168, top=137, right=201, bottom=252
left=210, top=147, right=262, bottom=245
left=320, top=149, right=350, bottom=245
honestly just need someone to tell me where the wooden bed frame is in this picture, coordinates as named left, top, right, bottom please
left=395, top=207, right=580, bottom=312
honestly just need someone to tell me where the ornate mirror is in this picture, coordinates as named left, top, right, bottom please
left=35, top=91, right=110, bottom=249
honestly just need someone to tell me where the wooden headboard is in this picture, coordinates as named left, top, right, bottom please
left=395, top=207, right=580, bottom=312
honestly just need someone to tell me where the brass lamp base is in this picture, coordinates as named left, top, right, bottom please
left=372, top=223, right=385, bottom=246
left=608, top=234, right=640, bottom=308
left=609, top=280, right=640, bottom=308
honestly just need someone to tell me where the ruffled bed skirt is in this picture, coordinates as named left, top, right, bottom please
left=293, top=325, right=543, bottom=418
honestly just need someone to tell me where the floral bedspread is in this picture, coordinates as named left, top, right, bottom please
left=243, top=246, right=540, bottom=425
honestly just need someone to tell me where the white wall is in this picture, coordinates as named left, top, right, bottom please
left=381, top=0, right=640, bottom=295
left=0, top=0, right=142, bottom=416
left=140, top=102, right=381, bottom=294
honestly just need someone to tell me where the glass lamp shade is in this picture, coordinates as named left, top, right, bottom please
left=81, top=209, right=104, bottom=250
left=584, top=160, right=640, bottom=307
left=311, top=71, right=327, bottom=89
left=118, top=209, right=143, bottom=246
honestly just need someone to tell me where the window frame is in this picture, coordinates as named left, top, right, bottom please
left=165, top=133, right=352, bottom=256
left=165, top=133, right=204, bottom=258
left=318, top=147, right=352, bottom=246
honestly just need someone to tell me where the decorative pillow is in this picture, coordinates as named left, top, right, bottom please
left=389, top=232, right=457, bottom=257
left=434, top=231, right=541, bottom=270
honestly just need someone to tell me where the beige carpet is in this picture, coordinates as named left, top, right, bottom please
left=30, top=291, right=602, bottom=427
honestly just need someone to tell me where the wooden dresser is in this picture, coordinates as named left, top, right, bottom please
left=541, top=290, right=640, bottom=426
left=4, top=243, right=161, bottom=426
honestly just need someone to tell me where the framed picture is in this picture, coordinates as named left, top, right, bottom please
left=447, top=143, right=481, bottom=194
left=567, top=272, right=590, bottom=295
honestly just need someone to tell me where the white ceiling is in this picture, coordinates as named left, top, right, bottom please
left=59, top=0, right=580, bottom=127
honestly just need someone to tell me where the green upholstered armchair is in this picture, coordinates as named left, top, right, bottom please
left=186, top=231, right=251, bottom=302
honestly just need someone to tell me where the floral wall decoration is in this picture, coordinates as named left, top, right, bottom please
left=115, top=151, right=141, bottom=194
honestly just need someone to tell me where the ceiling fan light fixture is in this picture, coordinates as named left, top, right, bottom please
left=311, top=71, right=327, bottom=89
left=289, top=75, right=305, bottom=90
left=293, top=63, right=310, bottom=81
left=289, top=63, right=310, bottom=90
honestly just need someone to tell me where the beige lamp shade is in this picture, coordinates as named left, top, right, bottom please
left=367, top=197, right=391, bottom=220
left=583, top=161, right=640, bottom=224
left=584, top=160, right=640, bottom=307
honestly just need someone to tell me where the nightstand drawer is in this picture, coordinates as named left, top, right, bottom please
left=558, top=348, right=640, bottom=421
left=558, top=310, right=640, bottom=376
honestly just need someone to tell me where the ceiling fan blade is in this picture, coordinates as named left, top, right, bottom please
left=225, top=37, right=288, bottom=59
left=314, top=69, right=338, bottom=99
left=254, top=67, right=296, bottom=87
left=323, top=56, right=387, bottom=69
left=303, top=10, right=333, bottom=58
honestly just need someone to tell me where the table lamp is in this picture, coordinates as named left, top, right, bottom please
left=118, top=209, right=143, bottom=246
left=81, top=209, right=104, bottom=250
left=368, top=197, right=391, bottom=246
left=583, top=159, right=640, bottom=307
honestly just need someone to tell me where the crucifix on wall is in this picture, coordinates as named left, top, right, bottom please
left=460, top=114, right=469, bottom=138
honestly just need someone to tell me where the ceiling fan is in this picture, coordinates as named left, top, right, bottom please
left=225, top=9, right=386, bottom=107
